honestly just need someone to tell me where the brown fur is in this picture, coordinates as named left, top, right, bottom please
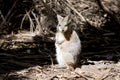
left=63, top=27, right=73, bottom=41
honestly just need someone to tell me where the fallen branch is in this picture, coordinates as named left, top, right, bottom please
left=6, top=60, right=33, bottom=67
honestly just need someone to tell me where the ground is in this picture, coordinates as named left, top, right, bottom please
left=0, top=31, right=120, bottom=80
left=1, top=0, right=120, bottom=80
left=1, top=61, right=120, bottom=80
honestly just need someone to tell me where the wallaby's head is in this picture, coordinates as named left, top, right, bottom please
left=57, top=15, right=71, bottom=32
left=56, top=14, right=73, bottom=41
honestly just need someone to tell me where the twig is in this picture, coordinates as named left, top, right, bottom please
left=64, top=0, right=86, bottom=22
left=20, top=13, right=27, bottom=30
left=26, top=11, right=35, bottom=32
left=0, top=0, right=18, bottom=28
left=0, top=10, right=5, bottom=22
left=31, top=11, right=44, bottom=35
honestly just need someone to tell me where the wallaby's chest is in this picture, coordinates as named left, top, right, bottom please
left=56, top=30, right=73, bottom=42
left=56, top=32, right=65, bottom=41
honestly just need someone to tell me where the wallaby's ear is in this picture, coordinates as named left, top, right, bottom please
left=57, top=14, right=63, bottom=22
left=64, top=15, right=71, bottom=23
left=64, top=15, right=69, bottom=22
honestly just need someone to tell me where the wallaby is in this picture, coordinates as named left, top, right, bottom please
left=55, top=14, right=81, bottom=70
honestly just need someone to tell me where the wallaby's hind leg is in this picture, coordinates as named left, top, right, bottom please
left=66, top=64, right=75, bottom=71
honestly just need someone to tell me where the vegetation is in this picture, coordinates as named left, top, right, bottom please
left=0, top=0, right=120, bottom=80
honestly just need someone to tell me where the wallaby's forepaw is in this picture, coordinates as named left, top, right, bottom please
left=67, top=65, right=75, bottom=71
left=56, top=41, right=64, bottom=45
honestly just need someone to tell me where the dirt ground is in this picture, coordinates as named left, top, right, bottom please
left=0, top=32, right=120, bottom=80
left=0, top=0, right=120, bottom=80
left=0, top=60, right=120, bottom=80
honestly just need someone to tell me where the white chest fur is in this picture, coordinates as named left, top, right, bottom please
left=55, top=32, right=66, bottom=44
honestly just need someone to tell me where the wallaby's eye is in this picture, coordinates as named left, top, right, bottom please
left=58, top=24, right=61, bottom=26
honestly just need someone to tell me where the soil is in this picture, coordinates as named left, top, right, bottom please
left=0, top=31, right=120, bottom=80
left=0, top=0, right=120, bottom=79
left=0, top=61, right=120, bottom=80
